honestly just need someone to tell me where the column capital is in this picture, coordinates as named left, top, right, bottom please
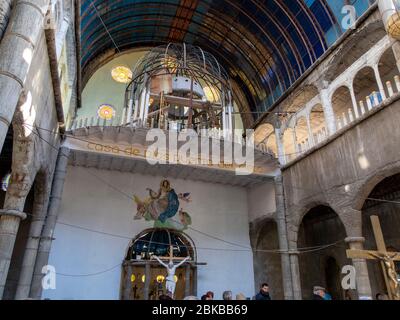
left=0, top=209, right=27, bottom=220
left=345, top=236, right=365, bottom=244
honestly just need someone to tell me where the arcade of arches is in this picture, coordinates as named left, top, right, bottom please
left=1, top=0, right=400, bottom=301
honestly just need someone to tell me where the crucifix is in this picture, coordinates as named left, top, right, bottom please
left=346, top=215, right=400, bottom=300
left=151, top=245, right=190, bottom=298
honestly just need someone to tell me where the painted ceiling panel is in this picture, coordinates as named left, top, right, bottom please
left=81, top=0, right=373, bottom=120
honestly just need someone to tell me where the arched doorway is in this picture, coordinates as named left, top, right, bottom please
left=298, top=206, right=348, bottom=300
left=253, top=219, right=283, bottom=300
left=362, top=173, right=400, bottom=298
left=121, top=228, right=197, bottom=300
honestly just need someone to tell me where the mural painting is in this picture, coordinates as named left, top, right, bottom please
left=133, top=179, right=192, bottom=230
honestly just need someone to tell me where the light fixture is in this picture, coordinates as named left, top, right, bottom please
left=156, top=275, right=165, bottom=283
left=97, top=104, right=116, bottom=120
left=130, top=274, right=136, bottom=283
left=111, top=66, right=132, bottom=84
left=141, top=275, right=146, bottom=283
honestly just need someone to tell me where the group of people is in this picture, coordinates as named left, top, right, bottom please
left=198, top=283, right=272, bottom=301
left=159, top=283, right=272, bottom=300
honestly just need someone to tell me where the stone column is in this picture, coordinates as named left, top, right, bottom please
left=319, top=89, right=336, bottom=136
left=15, top=174, right=52, bottom=300
left=30, top=147, right=70, bottom=299
left=345, top=237, right=373, bottom=300
left=372, top=64, right=387, bottom=101
left=274, top=175, right=294, bottom=300
left=0, top=0, right=50, bottom=154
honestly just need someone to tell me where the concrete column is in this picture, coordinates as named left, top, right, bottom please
left=0, top=172, right=34, bottom=298
left=15, top=175, right=52, bottom=300
left=0, top=0, right=50, bottom=154
left=391, top=42, right=400, bottom=73
left=378, top=0, right=400, bottom=40
left=144, top=263, right=150, bottom=300
left=289, top=250, right=302, bottom=300
left=305, top=116, right=315, bottom=147
left=319, top=89, right=336, bottom=136
left=373, top=64, right=387, bottom=101
left=184, top=264, right=191, bottom=297
left=274, top=127, right=285, bottom=164
left=274, top=175, right=294, bottom=300
left=349, top=84, right=360, bottom=119
left=123, top=264, right=132, bottom=300
left=345, top=237, right=373, bottom=300
left=0, top=0, right=13, bottom=40
left=30, top=147, right=70, bottom=299
left=292, top=128, right=299, bottom=156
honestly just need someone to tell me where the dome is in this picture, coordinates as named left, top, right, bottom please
left=126, top=228, right=196, bottom=261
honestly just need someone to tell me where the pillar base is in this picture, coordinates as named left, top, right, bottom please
left=0, top=209, right=27, bottom=220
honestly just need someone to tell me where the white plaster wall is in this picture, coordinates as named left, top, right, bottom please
left=247, top=182, right=276, bottom=223
left=44, top=166, right=255, bottom=300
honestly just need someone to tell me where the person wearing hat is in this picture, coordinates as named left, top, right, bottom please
left=313, top=286, right=326, bottom=300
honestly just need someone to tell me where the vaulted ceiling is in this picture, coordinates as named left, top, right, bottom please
left=80, top=0, right=373, bottom=122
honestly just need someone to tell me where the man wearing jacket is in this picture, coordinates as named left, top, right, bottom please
left=255, top=283, right=272, bottom=300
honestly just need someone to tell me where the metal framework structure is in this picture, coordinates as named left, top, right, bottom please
left=81, top=0, right=374, bottom=120
left=122, top=43, right=234, bottom=134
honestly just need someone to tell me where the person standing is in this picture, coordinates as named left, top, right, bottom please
left=255, top=283, right=271, bottom=300
left=223, top=291, right=233, bottom=300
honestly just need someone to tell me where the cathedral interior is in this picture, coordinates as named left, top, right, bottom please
left=0, top=0, right=400, bottom=301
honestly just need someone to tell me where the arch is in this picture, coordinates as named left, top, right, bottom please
left=281, top=84, right=319, bottom=114
left=121, top=228, right=197, bottom=300
left=378, top=47, right=400, bottom=98
left=254, top=123, right=277, bottom=157
left=361, top=173, right=400, bottom=298
left=353, top=66, right=380, bottom=111
left=331, top=85, right=354, bottom=128
left=253, top=219, right=283, bottom=300
left=254, top=123, right=275, bottom=145
left=352, top=164, right=400, bottom=211
left=297, top=205, right=348, bottom=300
left=309, top=104, right=327, bottom=144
